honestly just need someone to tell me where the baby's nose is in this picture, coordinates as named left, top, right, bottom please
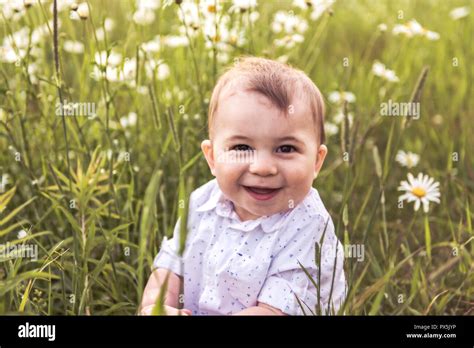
left=248, top=152, right=277, bottom=176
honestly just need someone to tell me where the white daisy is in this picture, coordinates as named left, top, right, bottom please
left=293, top=0, right=312, bottom=9
left=142, top=37, right=161, bottom=53
left=294, top=0, right=335, bottom=21
left=449, top=6, right=470, bottom=20
left=377, top=23, right=387, bottom=32
left=271, top=10, right=308, bottom=49
left=324, top=122, right=339, bottom=137
left=145, top=60, right=170, bottom=80
left=395, top=150, right=420, bottom=168
left=76, top=2, right=89, bottom=20
left=70, top=10, right=81, bottom=21
left=132, top=0, right=159, bottom=24
left=104, top=18, right=115, bottom=31
left=372, top=61, right=399, bottom=82
left=276, top=55, right=289, bottom=63
left=31, top=176, right=45, bottom=186
left=392, top=19, right=440, bottom=41
left=50, top=0, right=76, bottom=13
left=309, top=0, right=335, bottom=21
left=328, top=91, right=356, bottom=104
left=333, top=109, right=354, bottom=126
left=17, top=229, right=28, bottom=239
left=425, top=30, right=440, bottom=41
left=157, top=63, right=170, bottom=80
left=407, top=19, right=423, bottom=35
left=163, top=35, right=189, bottom=47
left=230, top=0, right=257, bottom=13
left=120, top=112, right=138, bottom=128
left=1, top=174, right=11, bottom=193
left=133, top=9, right=155, bottom=25
left=272, top=11, right=308, bottom=34
left=122, top=58, right=137, bottom=82
left=136, top=0, right=160, bottom=11
left=392, top=23, right=413, bottom=37
left=95, top=51, right=122, bottom=68
left=0, top=108, right=5, bottom=122
left=178, top=1, right=200, bottom=30
left=63, top=40, right=84, bottom=54
left=398, top=173, right=440, bottom=213
left=95, top=18, right=115, bottom=41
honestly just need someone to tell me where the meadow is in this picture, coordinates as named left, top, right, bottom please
left=0, top=0, right=473, bottom=315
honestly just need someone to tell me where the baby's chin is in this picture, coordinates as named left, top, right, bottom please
left=233, top=206, right=276, bottom=221
left=235, top=199, right=292, bottom=219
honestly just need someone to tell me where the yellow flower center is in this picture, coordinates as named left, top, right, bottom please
left=208, top=5, right=216, bottom=13
left=411, top=187, right=426, bottom=198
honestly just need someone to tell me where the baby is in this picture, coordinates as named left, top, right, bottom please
left=139, top=56, right=346, bottom=316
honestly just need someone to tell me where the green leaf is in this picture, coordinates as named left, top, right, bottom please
left=0, top=197, right=36, bottom=227
left=138, top=170, right=163, bottom=298
left=0, top=271, right=60, bottom=296
left=0, top=186, right=17, bottom=213
left=152, top=272, right=170, bottom=316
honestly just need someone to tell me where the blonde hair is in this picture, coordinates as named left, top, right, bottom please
left=207, top=56, right=326, bottom=144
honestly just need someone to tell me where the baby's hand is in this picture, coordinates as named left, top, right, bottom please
left=139, top=304, right=192, bottom=316
left=160, top=305, right=192, bottom=316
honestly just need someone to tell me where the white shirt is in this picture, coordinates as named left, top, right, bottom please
left=153, top=179, right=346, bottom=315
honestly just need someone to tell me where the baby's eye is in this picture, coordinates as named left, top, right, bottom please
left=277, top=145, right=296, bottom=153
left=231, top=144, right=253, bottom=152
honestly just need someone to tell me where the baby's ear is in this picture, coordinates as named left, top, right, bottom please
left=314, top=144, right=328, bottom=179
left=201, top=140, right=216, bottom=176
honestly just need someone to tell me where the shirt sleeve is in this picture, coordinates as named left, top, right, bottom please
left=257, top=214, right=347, bottom=315
left=151, top=180, right=213, bottom=276
left=152, top=218, right=183, bottom=276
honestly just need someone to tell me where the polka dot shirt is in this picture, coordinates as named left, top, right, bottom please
left=153, top=179, right=347, bottom=315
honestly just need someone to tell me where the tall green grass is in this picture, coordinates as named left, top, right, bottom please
left=0, top=0, right=472, bottom=315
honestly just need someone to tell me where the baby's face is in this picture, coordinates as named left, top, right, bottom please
left=202, top=90, right=327, bottom=221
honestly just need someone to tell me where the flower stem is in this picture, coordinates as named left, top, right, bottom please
left=53, top=0, right=72, bottom=192
left=424, top=214, right=431, bottom=260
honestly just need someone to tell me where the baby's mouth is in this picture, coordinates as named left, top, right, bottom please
left=243, top=186, right=282, bottom=201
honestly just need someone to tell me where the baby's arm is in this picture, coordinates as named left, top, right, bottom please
left=233, top=302, right=287, bottom=316
left=139, top=268, right=191, bottom=315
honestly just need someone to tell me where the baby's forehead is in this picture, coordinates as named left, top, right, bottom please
left=219, top=84, right=311, bottom=116
left=215, top=94, right=317, bottom=140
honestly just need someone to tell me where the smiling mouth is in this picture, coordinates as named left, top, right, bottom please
left=243, top=186, right=282, bottom=201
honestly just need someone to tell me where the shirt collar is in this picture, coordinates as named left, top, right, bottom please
left=195, top=181, right=321, bottom=233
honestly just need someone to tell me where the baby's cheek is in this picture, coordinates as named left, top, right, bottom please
left=214, top=167, right=242, bottom=193
left=284, top=162, right=313, bottom=184
left=218, top=165, right=244, bottom=181
left=284, top=167, right=314, bottom=198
